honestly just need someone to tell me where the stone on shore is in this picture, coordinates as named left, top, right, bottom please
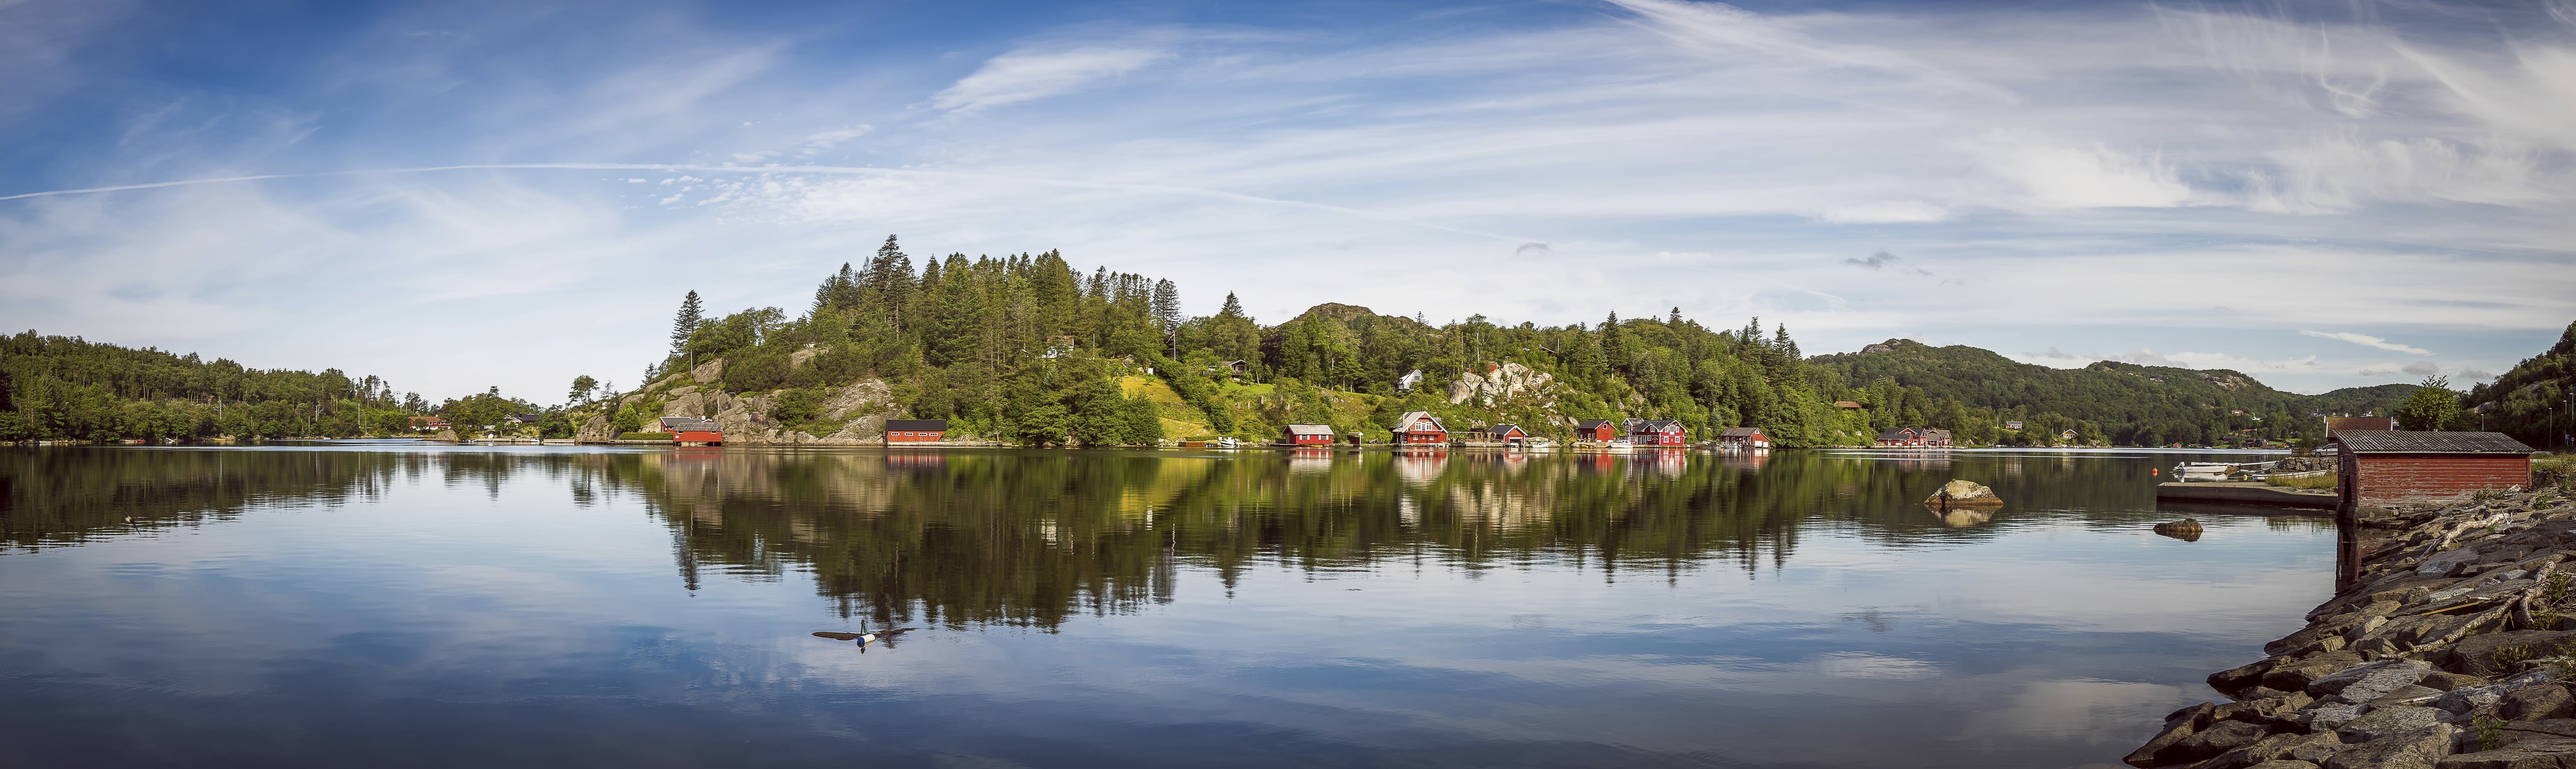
left=1922, top=479, right=2002, bottom=509
left=2507, top=686, right=2576, bottom=721
left=2339, top=706, right=2447, bottom=741
left=2323, top=723, right=2454, bottom=769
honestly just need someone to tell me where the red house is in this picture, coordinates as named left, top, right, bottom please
left=2334, top=431, right=2533, bottom=504
left=1717, top=426, right=1769, bottom=449
left=885, top=418, right=948, bottom=443
left=1574, top=419, right=1619, bottom=442
left=1283, top=424, right=1335, bottom=445
left=1478, top=424, right=1530, bottom=445
left=1391, top=411, right=1448, bottom=445
left=659, top=417, right=723, bottom=445
left=1629, top=418, right=1685, bottom=446
left=1874, top=427, right=1952, bottom=448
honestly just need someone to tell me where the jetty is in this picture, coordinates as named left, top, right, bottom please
left=2156, top=481, right=2337, bottom=510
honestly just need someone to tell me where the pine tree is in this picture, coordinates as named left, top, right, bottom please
left=672, top=290, right=704, bottom=354
left=1151, top=279, right=1182, bottom=358
left=1218, top=292, right=1245, bottom=319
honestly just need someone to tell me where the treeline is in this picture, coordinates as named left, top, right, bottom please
left=1810, top=340, right=2416, bottom=447
left=644, top=235, right=2424, bottom=447
left=2465, top=320, right=2576, bottom=449
left=639, top=236, right=1888, bottom=446
left=0, top=331, right=424, bottom=442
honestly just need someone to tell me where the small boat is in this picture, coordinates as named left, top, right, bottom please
left=1604, top=439, right=1634, bottom=453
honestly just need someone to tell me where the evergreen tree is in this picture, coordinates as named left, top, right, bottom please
left=672, top=291, right=704, bottom=354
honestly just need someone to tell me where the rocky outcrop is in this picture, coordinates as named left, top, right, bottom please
left=2129, top=487, right=2576, bottom=768
left=582, top=378, right=907, bottom=445
left=1446, top=362, right=1557, bottom=408
left=1924, top=479, right=2003, bottom=509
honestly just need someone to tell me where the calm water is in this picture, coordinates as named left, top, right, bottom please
left=0, top=444, right=2332, bottom=768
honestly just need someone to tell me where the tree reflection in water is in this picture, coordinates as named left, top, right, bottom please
left=3, top=445, right=2281, bottom=631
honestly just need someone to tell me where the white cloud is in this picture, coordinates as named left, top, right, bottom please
left=1960, top=131, right=2195, bottom=210
left=2300, top=330, right=2433, bottom=355
left=932, top=45, right=1169, bottom=113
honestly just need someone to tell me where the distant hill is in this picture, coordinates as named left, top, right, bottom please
left=0, top=331, right=411, bottom=442
left=2465, top=320, right=2576, bottom=449
left=1809, top=339, right=2413, bottom=446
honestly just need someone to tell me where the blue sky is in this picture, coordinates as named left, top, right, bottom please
left=2, top=0, right=2571, bottom=402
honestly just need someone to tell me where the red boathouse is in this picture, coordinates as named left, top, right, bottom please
left=2334, top=431, right=2534, bottom=504
left=885, top=419, right=948, bottom=443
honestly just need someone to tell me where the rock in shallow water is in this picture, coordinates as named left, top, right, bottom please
left=1922, top=479, right=2002, bottom=509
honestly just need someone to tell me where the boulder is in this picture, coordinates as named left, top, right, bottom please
left=2438, top=686, right=2511, bottom=716
left=2324, top=723, right=2455, bottom=769
left=2268, top=652, right=2368, bottom=694
left=2435, top=740, right=2576, bottom=768
left=2217, top=693, right=2315, bottom=725
left=2217, top=659, right=2285, bottom=695
left=2168, top=720, right=2275, bottom=765
left=2340, top=706, right=2447, bottom=741
left=2313, top=659, right=2434, bottom=700
left=2451, top=633, right=2576, bottom=679
left=2423, top=550, right=2486, bottom=577
left=2427, top=673, right=2498, bottom=692
left=2130, top=717, right=2202, bottom=766
left=2158, top=518, right=2206, bottom=542
left=2243, top=762, right=2321, bottom=769
left=2508, top=686, right=2576, bottom=722
left=1924, top=479, right=2003, bottom=509
left=2209, top=732, right=2341, bottom=769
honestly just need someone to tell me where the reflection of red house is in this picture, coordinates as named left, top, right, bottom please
left=1284, top=424, right=1335, bottom=445
left=659, top=417, right=723, bottom=445
left=886, top=419, right=947, bottom=443
left=1574, top=419, right=1618, bottom=442
left=1630, top=418, right=1685, bottom=446
left=1391, top=411, right=1448, bottom=444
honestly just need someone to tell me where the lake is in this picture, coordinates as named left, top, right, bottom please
left=0, top=444, right=2332, bottom=768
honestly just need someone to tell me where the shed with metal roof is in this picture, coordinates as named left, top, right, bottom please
left=2331, top=431, right=2534, bottom=504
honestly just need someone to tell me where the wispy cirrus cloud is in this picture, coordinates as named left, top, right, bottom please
left=932, top=45, right=1169, bottom=113
left=2300, top=330, right=2434, bottom=355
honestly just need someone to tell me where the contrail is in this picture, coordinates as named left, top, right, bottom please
left=0, top=162, right=1539, bottom=244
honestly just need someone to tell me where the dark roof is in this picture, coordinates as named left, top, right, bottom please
left=1632, top=418, right=1683, bottom=432
left=1719, top=427, right=1763, bottom=437
left=886, top=419, right=948, bottom=431
left=1918, top=427, right=1953, bottom=438
left=2325, top=416, right=2398, bottom=434
left=511, top=413, right=545, bottom=423
left=1576, top=419, right=1616, bottom=429
left=659, top=417, right=719, bottom=432
left=1482, top=424, right=1525, bottom=436
left=1876, top=429, right=1912, bottom=440
left=2334, top=431, right=2532, bottom=454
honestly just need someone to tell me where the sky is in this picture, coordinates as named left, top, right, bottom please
left=1, top=0, right=2572, bottom=402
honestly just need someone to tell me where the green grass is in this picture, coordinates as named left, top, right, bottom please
left=617, top=431, right=674, bottom=441
left=2265, top=472, right=2338, bottom=489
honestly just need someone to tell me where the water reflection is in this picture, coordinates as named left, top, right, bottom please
left=0, top=445, right=2340, bottom=768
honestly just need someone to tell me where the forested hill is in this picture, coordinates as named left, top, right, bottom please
left=1809, top=339, right=2413, bottom=446
left=591, top=235, right=2423, bottom=449
left=2465, top=320, right=2576, bottom=449
left=0, top=331, right=415, bottom=441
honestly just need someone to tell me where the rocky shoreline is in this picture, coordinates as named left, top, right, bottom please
left=2129, top=484, right=2576, bottom=769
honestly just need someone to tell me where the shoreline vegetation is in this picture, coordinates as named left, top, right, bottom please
left=5, top=239, right=2568, bottom=449
left=2129, top=458, right=2576, bottom=769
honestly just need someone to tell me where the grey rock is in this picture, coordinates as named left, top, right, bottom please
left=2377, top=685, right=2451, bottom=707
left=2209, top=732, right=2342, bottom=769
left=2425, top=550, right=2485, bottom=577
left=2509, top=686, right=2576, bottom=722
left=2343, top=706, right=2450, bottom=742
left=2272, top=652, right=2371, bottom=693
left=2450, top=632, right=2576, bottom=679
left=2435, top=738, right=2576, bottom=768
left=2317, top=659, right=2436, bottom=700
left=2439, top=686, right=2511, bottom=715
left=2326, top=723, right=2456, bottom=769
left=2244, top=762, right=2320, bottom=769
left=2173, top=721, right=2276, bottom=764
left=2429, top=673, right=2499, bottom=692
left=2219, top=693, right=2318, bottom=725
left=2302, top=704, right=2370, bottom=733
left=2129, top=718, right=2199, bottom=768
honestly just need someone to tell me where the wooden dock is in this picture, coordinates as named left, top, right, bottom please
left=2153, top=481, right=2336, bottom=510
